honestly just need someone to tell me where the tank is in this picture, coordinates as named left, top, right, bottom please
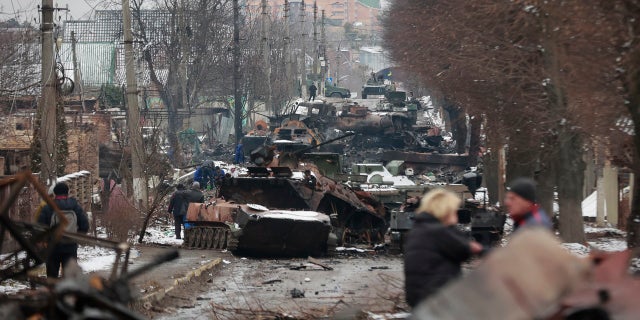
left=183, top=199, right=333, bottom=257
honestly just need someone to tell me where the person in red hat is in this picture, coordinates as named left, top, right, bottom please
left=505, top=177, right=552, bottom=231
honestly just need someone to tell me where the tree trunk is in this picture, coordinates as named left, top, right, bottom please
left=468, top=113, right=482, bottom=167
left=506, top=131, right=536, bottom=182
left=536, top=155, right=556, bottom=221
left=626, top=46, right=640, bottom=247
left=556, top=131, right=586, bottom=243
left=442, top=103, right=467, bottom=155
left=484, top=125, right=502, bottom=206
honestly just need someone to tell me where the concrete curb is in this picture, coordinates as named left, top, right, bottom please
left=134, top=258, right=222, bottom=307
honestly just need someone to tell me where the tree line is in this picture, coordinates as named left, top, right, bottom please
left=383, top=0, right=640, bottom=245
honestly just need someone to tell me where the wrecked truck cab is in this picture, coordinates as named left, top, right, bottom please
left=183, top=199, right=334, bottom=257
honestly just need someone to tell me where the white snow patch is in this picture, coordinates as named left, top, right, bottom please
left=335, top=247, right=372, bottom=253
left=143, top=225, right=184, bottom=246
left=0, top=280, right=27, bottom=294
left=366, top=312, right=411, bottom=320
left=562, top=243, right=590, bottom=256
left=563, top=238, right=627, bottom=257
left=77, top=246, right=139, bottom=273
left=588, top=238, right=627, bottom=252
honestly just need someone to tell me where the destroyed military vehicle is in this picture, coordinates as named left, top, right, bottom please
left=217, top=165, right=387, bottom=246
left=183, top=199, right=333, bottom=257
left=271, top=119, right=322, bottom=153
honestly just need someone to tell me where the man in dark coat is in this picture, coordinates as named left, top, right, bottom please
left=38, top=182, right=90, bottom=278
left=404, top=189, right=483, bottom=308
left=505, top=177, right=552, bottom=231
left=308, top=83, right=317, bottom=101
left=184, top=182, right=205, bottom=203
left=168, top=184, right=187, bottom=239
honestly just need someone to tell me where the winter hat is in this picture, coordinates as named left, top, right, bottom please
left=192, top=181, right=200, bottom=190
left=53, top=182, right=70, bottom=196
left=507, top=178, right=536, bottom=203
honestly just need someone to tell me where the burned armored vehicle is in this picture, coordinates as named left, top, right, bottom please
left=183, top=199, right=333, bottom=257
left=217, top=165, right=386, bottom=246
left=271, top=119, right=322, bottom=153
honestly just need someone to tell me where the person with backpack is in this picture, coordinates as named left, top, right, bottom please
left=167, top=184, right=188, bottom=239
left=38, top=182, right=90, bottom=278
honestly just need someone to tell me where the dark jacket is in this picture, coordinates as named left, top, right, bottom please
left=183, top=188, right=205, bottom=203
left=404, top=214, right=471, bottom=308
left=168, top=190, right=188, bottom=217
left=513, top=205, right=552, bottom=231
left=38, top=196, right=90, bottom=253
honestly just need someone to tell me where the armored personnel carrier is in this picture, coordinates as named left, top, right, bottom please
left=183, top=199, right=333, bottom=257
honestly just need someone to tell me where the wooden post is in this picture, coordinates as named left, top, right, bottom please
left=39, top=0, right=57, bottom=184
left=122, top=0, right=147, bottom=208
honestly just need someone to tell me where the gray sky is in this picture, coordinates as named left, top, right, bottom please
left=0, top=0, right=113, bottom=23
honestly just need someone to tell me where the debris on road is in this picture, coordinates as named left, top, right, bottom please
left=308, top=257, right=334, bottom=271
left=290, top=288, right=305, bottom=298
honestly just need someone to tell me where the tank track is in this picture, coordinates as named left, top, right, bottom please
left=183, top=226, right=238, bottom=250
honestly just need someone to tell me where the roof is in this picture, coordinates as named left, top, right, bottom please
left=357, top=0, right=381, bottom=9
left=60, top=42, right=117, bottom=87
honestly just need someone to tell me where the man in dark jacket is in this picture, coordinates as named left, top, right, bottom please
left=505, top=177, right=552, bottom=231
left=404, top=189, right=483, bottom=308
left=168, top=184, right=187, bottom=239
left=308, top=83, right=317, bottom=101
left=38, top=182, right=90, bottom=278
left=184, top=182, right=205, bottom=203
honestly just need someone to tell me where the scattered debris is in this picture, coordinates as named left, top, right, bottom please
left=369, top=266, right=390, bottom=271
left=308, top=257, right=334, bottom=271
left=290, top=288, right=305, bottom=299
left=262, top=279, right=283, bottom=285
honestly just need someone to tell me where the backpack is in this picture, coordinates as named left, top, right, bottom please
left=51, top=210, right=78, bottom=243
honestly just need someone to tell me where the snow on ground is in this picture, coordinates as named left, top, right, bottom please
left=77, top=245, right=139, bottom=273
left=563, top=225, right=628, bottom=257
left=143, top=224, right=184, bottom=246
left=0, top=280, right=28, bottom=295
left=367, top=312, right=411, bottom=320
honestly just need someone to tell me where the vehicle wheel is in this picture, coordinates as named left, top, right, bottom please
left=331, top=92, right=341, bottom=98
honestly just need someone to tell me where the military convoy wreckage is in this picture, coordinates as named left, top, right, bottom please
left=179, top=92, right=506, bottom=256
left=182, top=135, right=387, bottom=256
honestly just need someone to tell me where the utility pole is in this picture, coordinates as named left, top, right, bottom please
left=70, top=31, right=86, bottom=113
left=320, top=9, right=326, bottom=96
left=299, top=0, right=307, bottom=99
left=39, top=0, right=57, bottom=184
left=233, top=0, right=242, bottom=144
left=261, top=0, right=272, bottom=114
left=312, top=2, right=319, bottom=96
left=122, top=0, right=147, bottom=208
left=284, top=0, right=292, bottom=98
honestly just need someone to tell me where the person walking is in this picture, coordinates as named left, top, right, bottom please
left=168, top=184, right=187, bottom=239
left=308, top=83, right=317, bottom=102
left=234, top=144, right=245, bottom=164
left=404, top=188, right=484, bottom=308
left=38, top=182, right=90, bottom=278
left=505, top=177, right=552, bottom=231
left=185, top=182, right=205, bottom=203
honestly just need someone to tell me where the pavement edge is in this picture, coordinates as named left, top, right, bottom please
left=132, top=257, right=222, bottom=308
